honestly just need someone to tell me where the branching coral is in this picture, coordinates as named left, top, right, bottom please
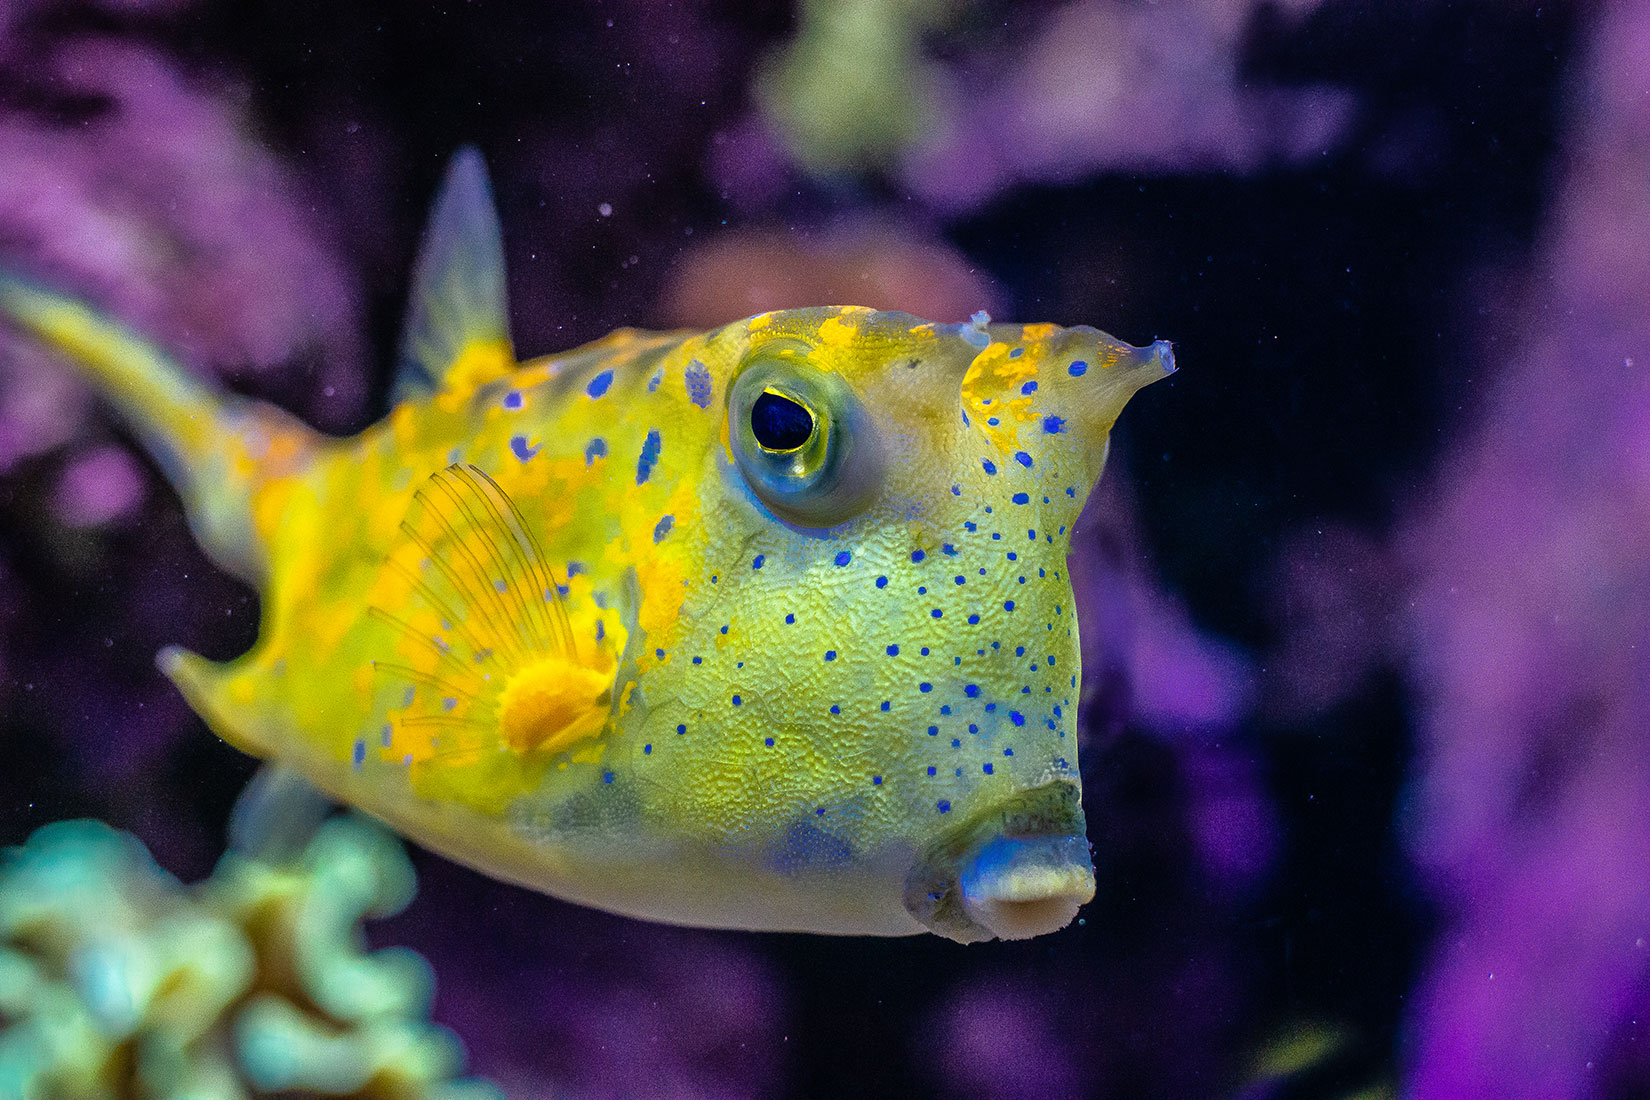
left=0, top=813, right=500, bottom=1100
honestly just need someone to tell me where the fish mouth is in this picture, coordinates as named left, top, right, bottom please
left=903, top=780, right=1096, bottom=943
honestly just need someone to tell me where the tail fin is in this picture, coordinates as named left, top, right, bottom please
left=0, top=273, right=321, bottom=583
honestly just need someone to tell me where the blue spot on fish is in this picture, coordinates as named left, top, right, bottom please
left=1043, top=415, right=1066, bottom=434
left=982, top=459, right=997, bottom=475
left=686, top=360, right=713, bottom=407
left=510, top=435, right=539, bottom=462
left=503, top=390, right=523, bottom=409
left=587, top=369, right=615, bottom=398
left=1015, top=451, right=1033, bottom=468
left=1021, top=380, right=1038, bottom=394
left=835, top=550, right=852, bottom=566
left=1068, top=360, right=1088, bottom=377
left=585, top=438, right=607, bottom=465
left=1012, top=492, right=1030, bottom=504
left=636, top=428, right=662, bottom=483
left=653, top=514, right=674, bottom=542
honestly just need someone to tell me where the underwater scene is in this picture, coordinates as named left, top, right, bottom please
left=0, top=1, right=1640, bottom=1097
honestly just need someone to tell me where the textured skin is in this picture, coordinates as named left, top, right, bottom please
left=1, top=269, right=1170, bottom=941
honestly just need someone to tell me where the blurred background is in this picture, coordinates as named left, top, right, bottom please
left=0, top=1, right=1645, bottom=1097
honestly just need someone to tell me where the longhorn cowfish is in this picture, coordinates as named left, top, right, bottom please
left=0, top=149, right=1174, bottom=943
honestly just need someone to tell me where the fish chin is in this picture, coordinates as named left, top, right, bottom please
left=956, top=834, right=1095, bottom=942
left=902, top=780, right=1095, bottom=943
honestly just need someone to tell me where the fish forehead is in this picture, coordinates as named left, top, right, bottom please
left=729, top=305, right=1053, bottom=388
left=706, top=308, right=1108, bottom=470
left=504, top=306, right=1090, bottom=452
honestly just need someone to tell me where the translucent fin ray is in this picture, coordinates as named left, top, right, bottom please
left=367, top=464, right=610, bottom=772
left=393, top=147, right=514, bottom=404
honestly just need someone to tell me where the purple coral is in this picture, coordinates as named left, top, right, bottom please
left=0, top=37, right=363, bottom=436
left=1400, top=4, right=1650, bottom=1094
left=901, top=0, right=1357, bottom=212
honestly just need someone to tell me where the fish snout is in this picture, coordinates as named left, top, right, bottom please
left=902, top=780, right=1096, bottom=943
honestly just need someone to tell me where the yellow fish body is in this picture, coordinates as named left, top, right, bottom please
left=0, top=150, right=1173, bottom=942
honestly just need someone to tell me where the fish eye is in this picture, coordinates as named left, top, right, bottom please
left=750, top=390, right=816, bottom=453
left=728, top=354, right=883, bottom=528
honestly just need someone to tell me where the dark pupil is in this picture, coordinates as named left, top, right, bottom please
left=751, top=391, right=815, bottom=451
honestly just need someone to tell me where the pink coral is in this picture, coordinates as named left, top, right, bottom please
left=660, top=221, right=1002, bottom=328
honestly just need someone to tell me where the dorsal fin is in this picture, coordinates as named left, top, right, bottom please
left=393, top=147, right=514, bottom=404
